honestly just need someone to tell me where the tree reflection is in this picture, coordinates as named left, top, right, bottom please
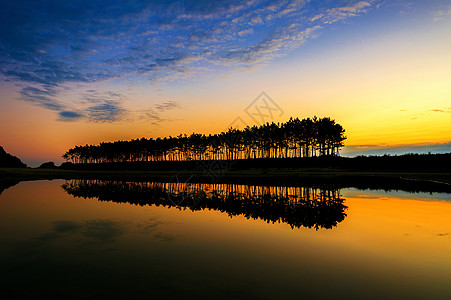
left=62, top=180, right=347, bottom=230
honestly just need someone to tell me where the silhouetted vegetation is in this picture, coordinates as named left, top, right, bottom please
left=62, top=180, right=347, bottom=230
left=0, top=146, right=27, bottom=168
left=63, top=117, right=346, bottom=163
left=37, top=161, right=57, bottom=169
left=59, top=152, right=451, bottom=175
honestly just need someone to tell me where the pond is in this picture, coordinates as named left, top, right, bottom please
left=1, top=180, right=450, bottom=299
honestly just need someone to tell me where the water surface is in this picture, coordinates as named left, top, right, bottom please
left=1, top=180, right=450, bottom=299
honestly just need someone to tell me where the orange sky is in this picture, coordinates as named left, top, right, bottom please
left=0, top=1, right=450, bottom=166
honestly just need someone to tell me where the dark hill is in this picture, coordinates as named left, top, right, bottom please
left=0, top=146, right=27, bottom=168
left=37, top=161, right=57, bottom=169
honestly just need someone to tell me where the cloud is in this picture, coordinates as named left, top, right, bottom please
left=58, top=111, right=84, bottom=122
left=249, top=15, right=264, bottom=25
left=407, top=107, right=451, bottom=121
left=430, top=108, right=451, bottom=113
left=138, top=100, right=181, bottom=125
left=19, top=86, right=63, bottom=111
left=238, top=28, right=254, bottom=37
left=55, top=89, right=128, bottom=122
left=155, top=101, right=180, bottom=112
left=211, top=25, right=322, bottom=66
left=86, top=100, right=126, bottom=123
left=0, top=0, right=381, bottom=122
left=310, top=1, right=372, bottom=25
left=82, top=90, right=125, bottom=104
left=140, top=110, right=165, bottom=126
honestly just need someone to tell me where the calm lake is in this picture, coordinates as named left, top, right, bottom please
left=1, top=180, right=450, bottom=299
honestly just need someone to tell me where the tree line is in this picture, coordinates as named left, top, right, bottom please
left=62, top=116, right=346, bottom=163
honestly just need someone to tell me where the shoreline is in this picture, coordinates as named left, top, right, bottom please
left=1, top=168, right=451, bottom=194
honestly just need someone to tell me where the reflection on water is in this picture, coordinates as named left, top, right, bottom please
left=62, top=180, right=347, bottom=230
left=1, top=180, right=451, bottom=299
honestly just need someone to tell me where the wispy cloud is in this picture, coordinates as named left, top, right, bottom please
left=405, top=107, right=451, bottom=121
left=19, top=86, right=63, bottom=111
left=140, top=109, right=165, bottom=125
left=155, top=101, right=180, bottom=112
left=430, top=108, right=451, bottom=113
left=0, top=0, right=381, bottom=122
left=139, top=100, right=181, bottom=125
left=86, top=100, right=126, bottom=123
left=310, top=1, right=372, bottom=24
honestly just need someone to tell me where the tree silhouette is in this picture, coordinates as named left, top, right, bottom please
left=63, top=117, right=346, bottom=163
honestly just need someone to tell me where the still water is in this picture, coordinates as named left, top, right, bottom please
left=1, top=180, right=450, bottom=299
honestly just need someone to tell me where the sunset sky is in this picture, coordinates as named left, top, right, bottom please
left=0, top=0, right=450, bottom=166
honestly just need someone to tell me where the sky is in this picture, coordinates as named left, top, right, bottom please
left=0, top=0, right=450, bottom=167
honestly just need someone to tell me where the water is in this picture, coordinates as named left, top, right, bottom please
left=1, top=180, right=450, bottom=299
